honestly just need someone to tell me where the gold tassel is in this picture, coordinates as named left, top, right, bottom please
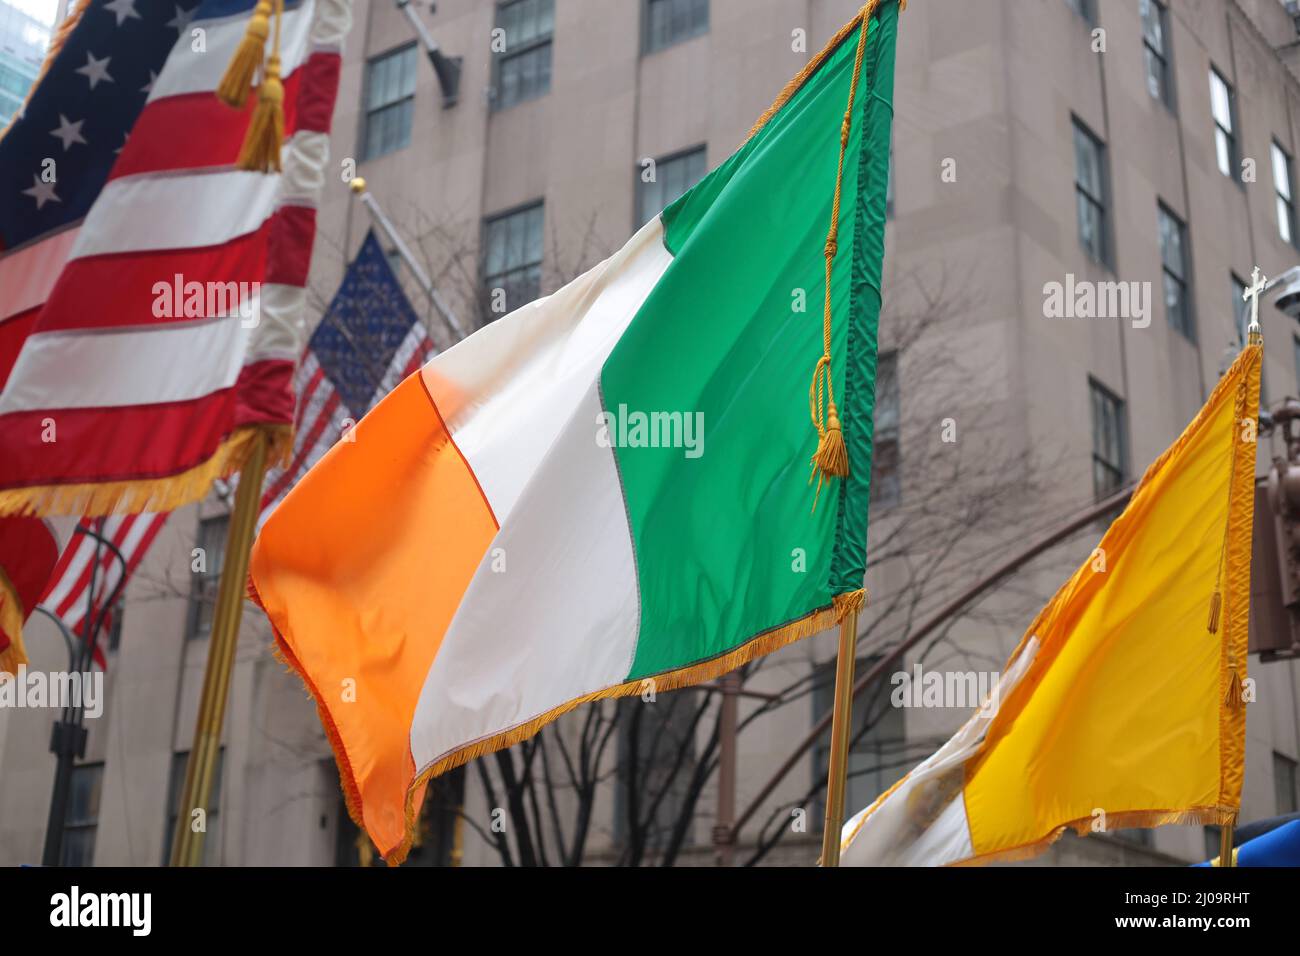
left=805, top=8, right=872, bottom=510
left=1207, top=590, right=1222, bottom=634
left=814, top=401, right=850, bottom=479
left=216, top=0, right=273, bottom=109
left=1224, top=666, right=1243, bottom=711
left=236, top=54, right=284, bottom=173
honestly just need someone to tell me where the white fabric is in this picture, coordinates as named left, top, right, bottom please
left=248, top=282, right=305, bottom=363
left=0, top=227, right=80, bottom=322
left=410, top=385, right=640, bottom=772
left=149, top=2, right=318, bottom=102
left=0, top=311, right=252, bottom=413
left=421, top=216, right=673, bottom=524
left=69, top=168, right=281, bottom=260
left=839, top=638, right=1042, bottom=866
left=408, top=218, right=674, bottom=773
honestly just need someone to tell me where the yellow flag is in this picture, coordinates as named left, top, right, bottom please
left=841, top=343, right=1261, bottom=866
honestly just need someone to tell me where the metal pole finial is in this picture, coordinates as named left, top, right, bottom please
left=1244, top=266, right=1266, bottom=345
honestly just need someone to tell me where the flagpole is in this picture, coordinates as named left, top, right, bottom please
left=169, top=427, right=270, bottom=866
left=819, top=607, right=860, bottom=867
left=1217, top=814, right=1236, bottom=867
left=348, top=177, right=466, bottom=342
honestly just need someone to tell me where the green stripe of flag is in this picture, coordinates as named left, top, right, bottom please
left=600, top=1, right=900, bottom=681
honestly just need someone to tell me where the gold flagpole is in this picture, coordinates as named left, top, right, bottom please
left=819, top=607, right=860, bottom=867
left=1217, top=813, right=1236, bottom=867
left=170, top=428, right=270, bottom=866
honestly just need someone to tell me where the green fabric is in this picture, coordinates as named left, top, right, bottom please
left=832, top=0, right=898, bottom=594
left=600, top=3, right=899, bottom=681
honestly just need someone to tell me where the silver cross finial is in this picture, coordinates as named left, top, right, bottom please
left=1244, top=266, right=1266, bottom=341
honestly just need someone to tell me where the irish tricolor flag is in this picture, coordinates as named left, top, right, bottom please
left=251, top=0, right=901, bottom=863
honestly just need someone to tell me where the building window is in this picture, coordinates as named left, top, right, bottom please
left=61, top=762, right=103, bottom=866
left=1073, top=119, right=1109, bottom=266
left=811, top=657, right=905, bottom=826
left=187, top=514, right=228, bottom=641
left=1089, top=379, right=1126, bottom=500
left=1232, top=273, right=1249, bottom=346
left=362, top=45, right=417, bottom=162
left=493, top=0, right=554, bottom=111
left=1210, top=67, right=1238, bottom=180
left=1064, top=0, right=1094, bottom=25
left=162, top=749, right=224, bottom=865
left=1276, top=752, right=1299, bottom=815
left=1158, top=203, right=1193, bottom=341
left=482, top=202, right=544, bottom=320
left=1273, top=142, right=1297, bottom=246
left=1140, top=0, right=1172, bottom=108
left=871, top=351, right=900, bottom=508
left=643, top=0, right=709, bottom=54
left=637, top=145, right=706, bottom=228
left=1204, top=824, right=1223, bottom=862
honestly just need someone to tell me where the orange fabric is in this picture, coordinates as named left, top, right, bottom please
left=250, top=371, right=498, bottom=858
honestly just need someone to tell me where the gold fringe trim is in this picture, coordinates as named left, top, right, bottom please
left=1217, top=345, right=1259, bottom=796
left=390, top=604, right=843, bottom=865
left=0, top=566, right=27, bottom=677
left=950, top=806, right=1239, bottom=867
left=267, top=599, right=845, bottom=867
left=746, top=0, right=883, bottom=144
left=833, top=588, right=867, bottom=619
left=266, top=628, right=367, bottom=841
left=0, top=424, right=292, bottom=519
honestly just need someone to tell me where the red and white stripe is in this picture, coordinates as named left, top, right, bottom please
left=38, top=513, right=170, bottom=668
left=0, top=0, right=349, bottom=502
left=5, top=0, right=354, bottom=662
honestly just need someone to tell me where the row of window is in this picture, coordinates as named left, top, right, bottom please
left=478, top=145, right=708, bottom=317
left=60, top=750, right=223, bottom=866
left=1074, top=113, right=1293, bottom=347
left=363, top=0, right=709, bottom=161
left=1068, top=0, right=1298, bottom=250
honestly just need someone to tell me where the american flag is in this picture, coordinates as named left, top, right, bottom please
left=0, top=0, right=197, bottom=669
left=261, top=231, right=437, bottom=522
left=41, top=231, right=435, bottom=666
left=0, top=0, right=351, bottom=669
